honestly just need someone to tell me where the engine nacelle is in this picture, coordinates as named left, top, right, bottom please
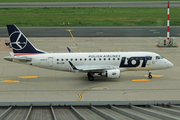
left=101, top=69, right=120, bottom=79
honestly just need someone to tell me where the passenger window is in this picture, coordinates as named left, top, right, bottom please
left=89, top=58, right=91, bottom=61
left=94, top=58, right=96, bottom=61
left=99, top=58, right=101, bottom=60
left=113, top=58, right=115, bottom=60
left=80, top=58, right=82, bottom=61
left=117, top=58, right=120, bottom=60
left=75, top=58, right=77, bottom=61
left=84, top=58, right=86, bottom=61
left=108, top=58, right=110, bottom=60
left=57, top=59, right=59, bottom=61
left=66, top=59, right=68, bottom=61
left=61, top=59, right=63, bottom=61
left=71, top=59, right=73, bottom=61
left=104, top=58, right=106, bottom=60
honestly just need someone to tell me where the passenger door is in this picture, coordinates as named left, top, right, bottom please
left=146, top=56, right=151, bottom=65
left=48, top=57, right=53, bottom=67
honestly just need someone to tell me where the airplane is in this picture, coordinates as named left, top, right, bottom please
left=4, top=25, right=173, bottom=81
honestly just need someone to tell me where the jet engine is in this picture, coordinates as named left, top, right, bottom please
left=101, top=69, right=120, bottom=78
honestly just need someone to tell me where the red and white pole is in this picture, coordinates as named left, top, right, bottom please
left=167, top=0, right=170, bottom=43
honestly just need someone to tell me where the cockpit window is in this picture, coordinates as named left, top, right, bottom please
left=156, top=56, right=164, bottom=59
left=156, top=56, right=160, bottom=59
left=160, top=56, right=164, bottom=59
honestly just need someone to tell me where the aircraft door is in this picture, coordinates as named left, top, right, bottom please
left=152, top=56, right=156, bottom=65
left=146, top=56, right=151, bottom=65
left=48, top=57, right=53, bottom=67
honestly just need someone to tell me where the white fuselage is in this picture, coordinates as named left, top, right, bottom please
left=13, top=52, right=173, bottom=73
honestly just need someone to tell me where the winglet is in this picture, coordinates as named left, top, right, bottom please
left=68, top=61, right=78, bottom=70
left=67, top=47, right=73, bottom=53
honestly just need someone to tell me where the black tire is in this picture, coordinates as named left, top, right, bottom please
left=88, top=76, right=94, bottom=81
left=87, top=72, right=90, bottom=77
left=148, top=75, right=152, bottom=79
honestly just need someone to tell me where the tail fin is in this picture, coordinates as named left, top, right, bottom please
left=7, top=25, right=45, bottom=56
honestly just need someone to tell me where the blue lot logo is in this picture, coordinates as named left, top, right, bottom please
left=10, top=31, right=27, bottom=50
left=120, top=57, right=152, bottom=67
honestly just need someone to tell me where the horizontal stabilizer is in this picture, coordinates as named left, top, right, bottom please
left=4, top=56, right=32, bottom=62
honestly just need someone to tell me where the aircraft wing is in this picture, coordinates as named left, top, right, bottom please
left=81, top=66, right=116, bottom=71
left=69, top=61, right=117, bottom=72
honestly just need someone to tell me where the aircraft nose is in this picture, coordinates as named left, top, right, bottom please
left=167, top=61, right=173, bottom=68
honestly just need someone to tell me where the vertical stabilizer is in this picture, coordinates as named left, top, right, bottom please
left=7, top=25, right=45, bottom=56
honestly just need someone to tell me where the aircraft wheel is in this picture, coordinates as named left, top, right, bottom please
left=87, top=72, right=90, bottom=77
left=148, top=75, right=152, bottom=79
left=148, top=72, right=152, bottom=79
left=88, top=76, right=94, bottom=81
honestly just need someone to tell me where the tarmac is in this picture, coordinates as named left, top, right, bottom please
left=1, top=26, right=180, bottom=37
left=0, top=37, right=180, bottom=102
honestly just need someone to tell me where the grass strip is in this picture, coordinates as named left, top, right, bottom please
left=1, top=0, right=180, bottom=3
left=0, top=7, right=180, bottom=27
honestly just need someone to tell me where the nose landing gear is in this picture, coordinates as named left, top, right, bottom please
left=148, top=72, right=152, bottom=79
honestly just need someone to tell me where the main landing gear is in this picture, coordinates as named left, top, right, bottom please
left=148, top=72, right=152, bottom=79
left=87, top=72, right=94, bottom=81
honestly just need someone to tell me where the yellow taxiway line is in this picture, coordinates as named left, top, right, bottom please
left=1, top=80, right=19, bottom=83
left=132, top=79, right=151, bottom=82
left=77, top=81, right=127, bottom=101
left=144, top=75, right=164, bottom=77
left=18, top=76, right=38, bottom=79
left=0, top=72, right=164, bottom=101
left=23, top=80, right=127, bottom=102
left=68, top=30, right=81, bottom=52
